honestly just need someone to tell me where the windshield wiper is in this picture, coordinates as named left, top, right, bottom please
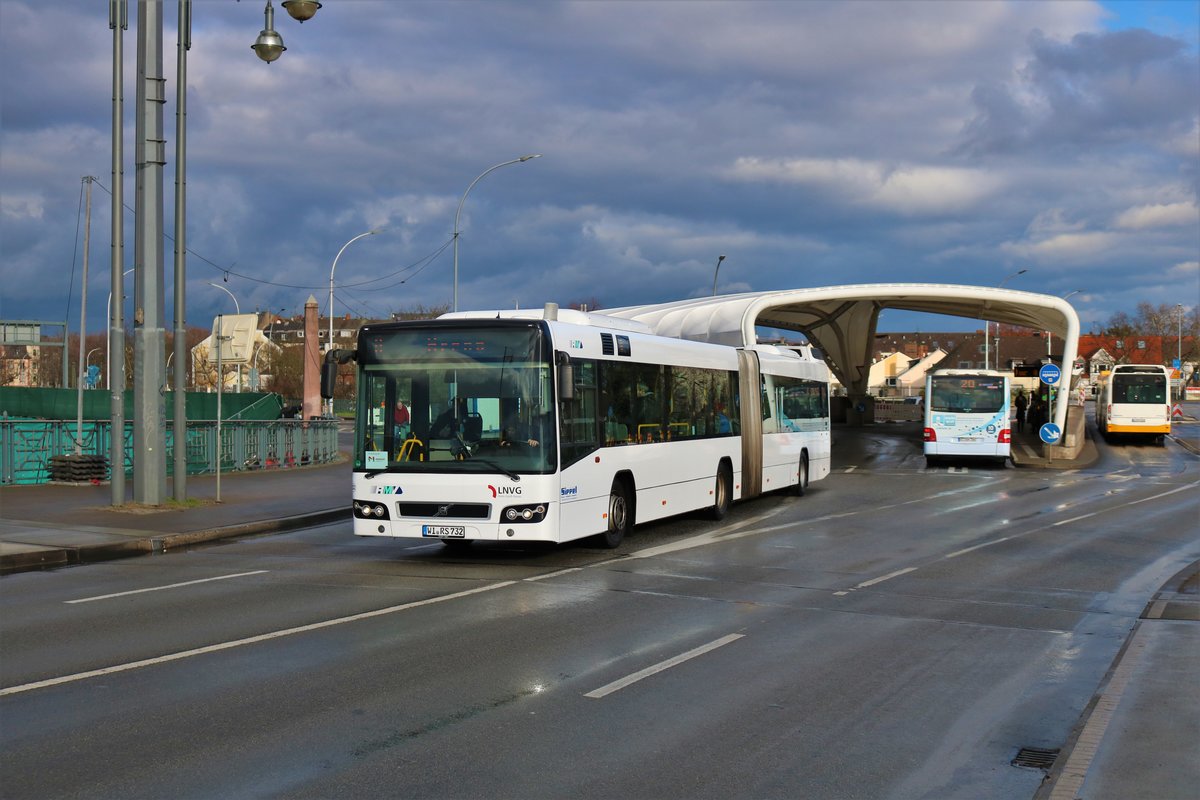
left=471, top=458, right=521, bottom=481
left=363, top=466, right=401, bottom=479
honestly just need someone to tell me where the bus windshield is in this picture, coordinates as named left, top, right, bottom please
left=1113, top=373, right=1166, bottom=404
left=929, top=375, right=1005, bottom=413
left=354, top=324, right=556, bottom=474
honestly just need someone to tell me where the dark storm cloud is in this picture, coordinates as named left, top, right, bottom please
left=958, top=27, right=1198, bottom=156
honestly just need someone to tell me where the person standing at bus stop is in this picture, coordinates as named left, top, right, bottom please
left=1014, top=389, right=1028, bottom=433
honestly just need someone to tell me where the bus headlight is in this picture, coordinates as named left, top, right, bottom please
left=353, top=501, right=390, bottom=520
left=501, top=503, right=547, bottom=524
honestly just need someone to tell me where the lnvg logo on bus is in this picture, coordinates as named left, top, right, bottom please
left=487, top=484, right=522, bottom=497
left=561, top=486, right=578, bottom=497
left=372, top=486, right=402, bottom=495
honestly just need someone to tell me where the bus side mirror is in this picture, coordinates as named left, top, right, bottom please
left=556, top=351, right=574, bottom=401
left=321, top=349, right=356, bottom=400
left=320, top=361, right=337, bottom=400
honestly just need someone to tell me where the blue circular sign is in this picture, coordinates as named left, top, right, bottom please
left=1039, top=363, right=1061, bottom=386
left=1039, top=422, right=1062, bottom=444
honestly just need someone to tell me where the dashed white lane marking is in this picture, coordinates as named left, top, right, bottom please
left=65, top=571, right=270, bottom=604
left=584, top=634, right=745, bottom=699
left=854, top=567, right=918, bottom=589
left=3, top=581, right=516, bottom=697
left=944, top=538, right=1011, bottom=559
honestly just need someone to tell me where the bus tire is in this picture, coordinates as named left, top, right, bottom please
left=598, top=480, right=631, bottom=549
left=791, top=453, right=809, bottom=497
left=710, top=463, right=732, bottom=520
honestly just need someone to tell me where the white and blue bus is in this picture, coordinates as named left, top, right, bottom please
left=923, top=369, right=1011, bottom=465
left=324, top=304, right=830, bottom=548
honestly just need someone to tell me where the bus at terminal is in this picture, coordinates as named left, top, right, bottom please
left=1095, top=364, right=1170, bottom=445
left=923, top=369, right=1011, bottom=465
left=323, top=304, right=830, bottom=548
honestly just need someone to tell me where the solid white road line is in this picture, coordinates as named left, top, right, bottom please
left=4, top=581, right=516, bottom=697
left=584, top=633, right=745, bottom=699
left=65, top=571, right=271, bottom=604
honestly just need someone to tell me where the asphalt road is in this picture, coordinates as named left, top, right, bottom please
left=1, top=420, right=1197, bottom=799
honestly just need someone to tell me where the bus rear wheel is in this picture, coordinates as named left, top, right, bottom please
left=710, top=463, right=732, bottom=520
left=597, top=480, right=631, bottom=549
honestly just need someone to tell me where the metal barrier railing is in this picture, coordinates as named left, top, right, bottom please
left=0, top=417, right=339, bottom=485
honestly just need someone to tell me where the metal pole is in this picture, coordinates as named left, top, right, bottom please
left=76, top=177, right=94, bottom=456
left=172, top=0, right=191, bottom=500
left=133, top=0, right=167, bottom=505
left=452, top=154, right=541, bottom=312
left=711, top=254, right=726, bottom=296
left=109, top=0, right=127, bottom=505
left=216, top=314, right=223, bottom=503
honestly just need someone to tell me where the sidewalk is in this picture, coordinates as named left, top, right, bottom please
left=0, top=458, right=350, bottom=574
left=1008, top=423, right=1100, bottom=469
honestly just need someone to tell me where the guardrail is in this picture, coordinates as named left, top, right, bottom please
left=0, top=418, right=339, bottom=485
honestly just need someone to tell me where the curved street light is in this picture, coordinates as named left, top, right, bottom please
left=453, top=154, right=542, bottom=312
left=206, top=281, right=240, bottom=314
left=711, top=254, right=727, bottom=296
left=328, top=229, right=381, bottom=413
left=988, top=268, right=1028, bottom=370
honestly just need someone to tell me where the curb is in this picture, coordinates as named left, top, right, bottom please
left=0, top=507, right=349, bottom=576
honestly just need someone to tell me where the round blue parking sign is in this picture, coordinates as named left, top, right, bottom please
left=1039, top=422, right=1062, bottom=444
left=1039, top=363, right=1061, bottom=386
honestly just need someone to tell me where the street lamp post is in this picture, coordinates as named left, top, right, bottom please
left=207, top=282, right=241, bottom=391
left=711, top=255, right=727, bottom=296
left=1177, top=303, right=1185, bottom=401
left=988, top=268, right=1027, bottom=370
left=328, top=230, right=380, bottom=414
left=125, top=0, right=321, bottom=507
left=109, top=0, right=128, bottom=506
left=452, top=154, right=541, bottom=312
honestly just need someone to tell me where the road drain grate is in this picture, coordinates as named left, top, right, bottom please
left=1011, top=746, right=1060, bottom=770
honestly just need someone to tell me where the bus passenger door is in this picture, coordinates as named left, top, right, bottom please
left=737, top=349, right=762, bottom=499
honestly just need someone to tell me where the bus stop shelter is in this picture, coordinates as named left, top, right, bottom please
left=606, top=283, right=1081, bottom=441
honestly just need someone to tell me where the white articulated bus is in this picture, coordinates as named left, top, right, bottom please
left=923, top=369, right=1011, bottom=465
left=1095, top=364, right=1170, bottom=445
left=324, top=305, right=830, bottom=548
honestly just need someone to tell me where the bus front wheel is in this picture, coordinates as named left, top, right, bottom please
left=598, top=480, right=631, bottom=549
left=710, top=464, right=732, bottom=520
left=791, top=454, right=809, bottom=497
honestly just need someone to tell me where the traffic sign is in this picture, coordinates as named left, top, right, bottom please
left=1039, top=422, right=1061, bottom=444
left=1039, top=363, right=1061, bottom=386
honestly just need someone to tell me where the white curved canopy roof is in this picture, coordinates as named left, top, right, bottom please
left=605, top=283, right=1080, bottom=433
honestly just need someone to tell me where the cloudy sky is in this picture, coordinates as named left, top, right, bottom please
left=1, top=0, right=1197, bottom=338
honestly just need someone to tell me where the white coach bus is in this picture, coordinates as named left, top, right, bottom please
left=323, top=304, right=830, bottom=548
left=923, top=369, right=1011, bottom=465
left=1095, top=364, right=1170, bottom=445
